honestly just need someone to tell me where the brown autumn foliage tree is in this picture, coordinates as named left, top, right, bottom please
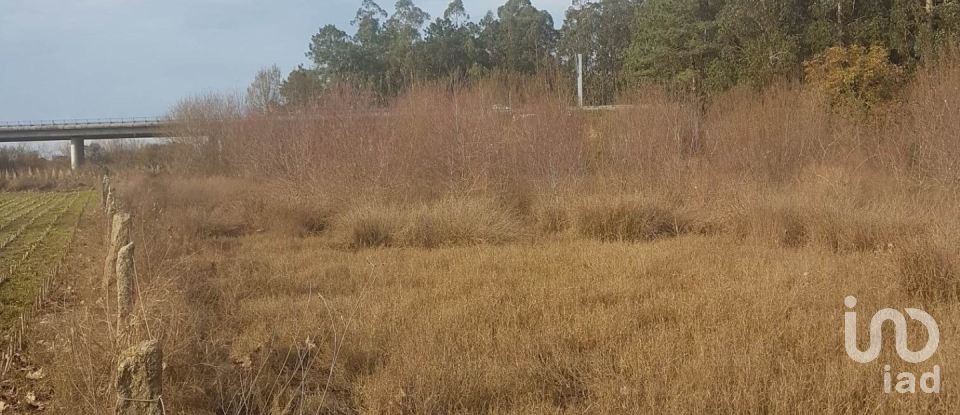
left=803, top=45, right=906, bottom=116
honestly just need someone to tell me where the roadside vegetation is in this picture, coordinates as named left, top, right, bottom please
left=3, top=0, right=960, bottom=413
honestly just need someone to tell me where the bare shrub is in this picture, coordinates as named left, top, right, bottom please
left=902, top=48, right=960, bottom=181
left=705, top=84, right=832, bottom=183
left=166, top=92, right=245, bottom=174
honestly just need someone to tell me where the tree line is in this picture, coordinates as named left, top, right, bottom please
left=248, top=0, right=960, bottom=109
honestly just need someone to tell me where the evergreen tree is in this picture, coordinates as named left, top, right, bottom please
left=383, top=0, right=430, bottom=94
left=280, top=65, right=326, bottom=107
left=295, top=0, right=960, bottom=101
left=421, top=0, right=485, bottom=80
left=560, top=0, right=640, bottom=104
left=622, top=0, right=726, bottom=93
left=484, top=0, right=558, bottom=75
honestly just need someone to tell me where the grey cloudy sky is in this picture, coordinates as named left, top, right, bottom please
left=0, top=0, right=569, bottom=122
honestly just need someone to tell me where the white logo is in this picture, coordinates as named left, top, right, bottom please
left=843, top=296, right=941, bottom=394
left=844, top=296, right=939, bottom=363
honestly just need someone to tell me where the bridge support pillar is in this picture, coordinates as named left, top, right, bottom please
left=70, top=138, right=85, bottom=170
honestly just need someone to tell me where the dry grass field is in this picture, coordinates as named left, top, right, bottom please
left=75, top=169, right=952, bottom=414
left=3, top=59, right=960, bottom=414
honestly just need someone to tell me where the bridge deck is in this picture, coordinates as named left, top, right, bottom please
left=0, top=118, right=172, bottom=142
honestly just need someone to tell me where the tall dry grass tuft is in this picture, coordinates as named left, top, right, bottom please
left=731, top=194, right=924, bottom=253
left=897, top=237, right=960, bottom=303
left=804, top=207, right=922, bottom=253
left=332, top=196, right=523, bottom=249
left=400, top=196, right=522, bottom=248
left=337, top=204, right=403, bottom=248
left=574, top=197, right=686, bottom=242
left=533, top=202, right=571, bottom=235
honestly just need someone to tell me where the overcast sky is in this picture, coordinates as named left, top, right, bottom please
left=0, top=0, right=570, bottom=122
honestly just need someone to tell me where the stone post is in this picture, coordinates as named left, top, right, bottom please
left=103, top=213, right=132, bottom=296
left=116, top=242, right=136, bottom=325
left=105, top=188, right=117, bottom=238
left=106, top=187, right=117, bottom=217
left=101, top=176, right=110, bottom=208
left=116, top=340, right=163, bottom=415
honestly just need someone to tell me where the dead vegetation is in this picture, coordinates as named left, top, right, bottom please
left=11, top=55, right=960, bottom=414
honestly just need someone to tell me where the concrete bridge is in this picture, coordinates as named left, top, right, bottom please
left=0, top=118, right=173, bottom=169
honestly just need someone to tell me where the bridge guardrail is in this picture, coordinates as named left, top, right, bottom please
left=0, top=117, right=168, bottom=129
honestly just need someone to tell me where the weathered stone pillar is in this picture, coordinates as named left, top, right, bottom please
left=105, top=188, right=117, bottom=238
left=116, top=242, right=136, bottom=325
left=116, top=340, right=163, bottom=415
left=103, top=213, right=132, bottom=296
left=101, top=176, right=110, bottom=208
left=106, top=187, right=117, bottom=217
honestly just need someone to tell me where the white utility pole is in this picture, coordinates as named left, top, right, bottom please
left=577, top=54, right=584, bottom=107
